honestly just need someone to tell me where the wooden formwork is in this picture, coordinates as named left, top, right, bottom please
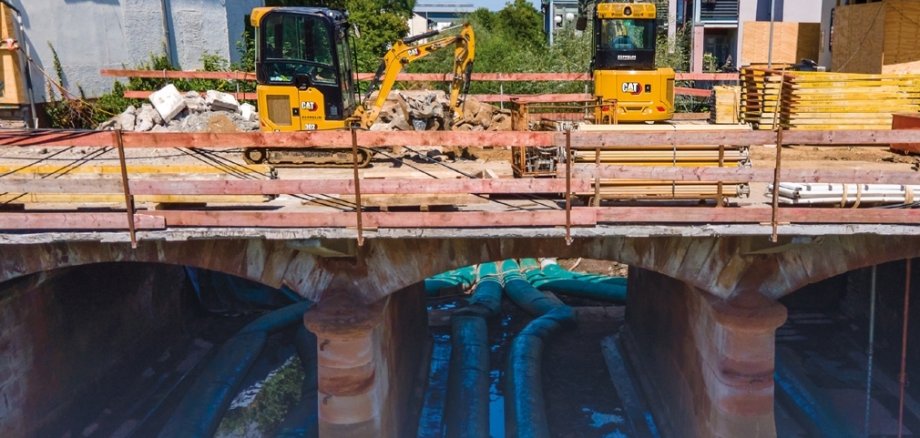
left=741, top=67, right=920, bottom=130
left=833, top=0, right=920, bottom=74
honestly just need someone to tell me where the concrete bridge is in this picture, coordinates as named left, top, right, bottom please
left=1, top=223, right=918, bottom=437
left=1, top=127, right=919, bottom=436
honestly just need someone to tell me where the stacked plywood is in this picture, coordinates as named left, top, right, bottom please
left=779, top=72, right=920, bottom=130
left=710, top=85, right=742, bottom=124
left=741, top=22, right=821, bottom=66
left=740, top=67, right=784, bottom=130
left=742, top=67, right=920, bottom=130
left=833, top=0, right=920, bottom=74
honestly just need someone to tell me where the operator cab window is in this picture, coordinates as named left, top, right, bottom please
left=594, top=18, right=656, bottom=70
left=260, top=13, right=337, bottom=86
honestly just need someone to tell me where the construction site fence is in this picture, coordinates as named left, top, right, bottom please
left=0, top=128, right=919, bottom=244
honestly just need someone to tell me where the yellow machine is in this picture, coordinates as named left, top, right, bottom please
left=247, top=7, right=475, bottom=166
left=578, top=1, right=675, bottom=123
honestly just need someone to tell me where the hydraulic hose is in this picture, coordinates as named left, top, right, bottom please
left=158, top=300, right=313, bottom=438
left=444, top=262, right=503, bottom=438
left=502, top=259, right=576, bottom=438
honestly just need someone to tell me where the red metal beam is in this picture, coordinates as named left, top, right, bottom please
left=0, top=213, right=165, bottom=230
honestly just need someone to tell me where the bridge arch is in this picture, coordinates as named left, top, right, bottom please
left=3, top=234, right=920, bottom=303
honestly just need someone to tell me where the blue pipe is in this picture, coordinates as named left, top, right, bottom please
left=275, top=325, right=319, bottom=438
left=522, top=259, right=628, bottom=304
left=158, top=300, right=314, bottom=438
left=445, top=262, right=503, bottom=438
left=425, top=265, right=478, bottom=296
left=502, top=259, right=576, bottom=438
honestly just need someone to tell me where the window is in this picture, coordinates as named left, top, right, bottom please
left=600, top=19, right=655, bottom=51
left=261, top=13, right=337, bottom=85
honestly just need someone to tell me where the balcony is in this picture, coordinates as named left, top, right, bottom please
left=696, top=0, right=739, bottom=24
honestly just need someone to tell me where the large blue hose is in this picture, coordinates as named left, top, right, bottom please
left=274, top=325, right=319, bottom=438
left=502, top=259, right=576, bottom=438
left=425, top=265, right=477, bottom=296
left=158, top=300, right=313, bottom=438
left=522, top=258, right=627, bottom=304
left=445, top=262, right=503, bottom=438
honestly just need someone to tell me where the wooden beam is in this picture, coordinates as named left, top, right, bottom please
left=101, top=69, right=738, bottom=83
left=568, top=165, right=920, bottom=185
left=124, top=90, right=257, bottom=100
left=595, top=207, right=920, bottom=224
left=0, top=129, right=913, bottom=150
left=0, top=213, right=165, bottom=230
left=125, top=89, right=712, bottom=102
left=154, top=209, right=597, bottom=228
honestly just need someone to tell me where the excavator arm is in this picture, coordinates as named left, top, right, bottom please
left=354, top=23, right=476, bottom=129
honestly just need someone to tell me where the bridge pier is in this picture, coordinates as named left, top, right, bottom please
left=304, top=283, right=428, bottom=438
left=625, top=267, right=787, bottom=438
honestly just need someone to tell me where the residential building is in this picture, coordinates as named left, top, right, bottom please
left=410, top=3, right=477, bottom=35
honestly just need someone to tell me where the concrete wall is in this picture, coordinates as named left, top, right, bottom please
left=0, top=263, right=190, bottom=437
left=7, top=0, right=260, bottom=102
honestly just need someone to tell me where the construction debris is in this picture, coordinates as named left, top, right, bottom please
left=370, top=90, right=512, bottom=132
left=98, top=86, right=259, bottom=133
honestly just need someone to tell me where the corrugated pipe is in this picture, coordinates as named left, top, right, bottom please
left=445, top=262, right=503, bottom=438
left=522, top=258, right=627, bottom=304
left=425, top=265, right=477, bottom=296
left=502, top=259, right=576, bottom=438
left=157, top=300, right=314, bottom=438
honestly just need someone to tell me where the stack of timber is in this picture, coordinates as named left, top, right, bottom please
left=0, top=163, right=273, bottom=207
left=572, top=124, right=750, bottom=203
left=779, top=72, right=920, bottom=130
left=710, top=85, right=742, bottom=124
left=741, top=68, right=920, bottom=130
left=740, top=67, right=783, bottom=129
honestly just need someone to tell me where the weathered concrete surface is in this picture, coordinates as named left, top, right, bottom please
left=0, top=264, right=188, bottom=437
left=304, top=283, right=428, bottom=438
left=626, top=267, right=787, bottom=438
left=2, top=235, right=920, bottom=303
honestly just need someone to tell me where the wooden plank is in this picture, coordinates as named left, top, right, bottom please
left=124, top=90, right=257, bottom=100
left=0, top=213, right=165, bottom=230
left=567, top=165, right=920, bottom=185
left=0, top=129, right=914, bottom=149
left=101, top=69, right=737, bottom=83
left=154, top=209, right=597, bottom=228
left=0, top=164, right=272, bottom=177
left=594, top=207, right=920, bottom=224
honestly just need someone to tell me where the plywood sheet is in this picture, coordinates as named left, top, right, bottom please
left=832, top=2, right=885, bottom=73
left=883, top=0, right=920, bottom=67
left=741, top=22, right=820, bottom=66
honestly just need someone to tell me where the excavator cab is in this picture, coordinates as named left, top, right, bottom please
left=252, top=7, right=357, bottom=133
left=584, top=2, right=675, bottom=123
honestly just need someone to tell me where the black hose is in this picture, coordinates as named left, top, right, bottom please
left=502, top=260, right=576, bottom=438
left=444, top=264, right=503, bottom=438
left=157, top=300, right=313, bottom=438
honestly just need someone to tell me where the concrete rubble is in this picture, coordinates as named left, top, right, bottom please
left=371, top=90, right=511, bottom=132
left=98, top=86, right=260, bottom=133
left=99, top=85, right=509, bottom=134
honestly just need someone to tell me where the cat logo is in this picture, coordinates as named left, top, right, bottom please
left=621, top=82, right=642, bottom=95
left=408, top=48, right=420, bottom=56
left=301, top=101, right=317, bottom=111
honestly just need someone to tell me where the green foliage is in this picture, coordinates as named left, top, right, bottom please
left=44, top=44, right=135, bottom=128
left=656, top=25, right=690, bottom=71
left=216, top=357, right=305, bottom=436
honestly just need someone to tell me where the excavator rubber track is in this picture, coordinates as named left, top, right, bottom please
left=243, top=147, right=375, bottom=168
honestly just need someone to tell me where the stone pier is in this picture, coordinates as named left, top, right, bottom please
left=304, top=282, right=429, bottom=438
left=625, top=267, right=788, bottom=437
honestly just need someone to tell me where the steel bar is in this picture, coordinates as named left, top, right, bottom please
left=864, top=265, right=878, bottom=438
left=565, top=129, right=572, bottom=245
left=351, top=127, right=364, bottom=247
left=898, top=258, right=911, bottom=438
left=113, top=130, right=137, bottom=248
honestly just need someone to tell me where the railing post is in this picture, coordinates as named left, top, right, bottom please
left=350, top=126, right=365, bottom=247
left=565, top=129, right=573, bottom=246
left=113, top=129, right=137, bottom=248
left=770, top=72, right=788, bottom=243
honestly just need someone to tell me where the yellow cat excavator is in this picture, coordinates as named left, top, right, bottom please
left=576, top=0, right=675, bottom=123
left=246, top=7, right=475, bottom=166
